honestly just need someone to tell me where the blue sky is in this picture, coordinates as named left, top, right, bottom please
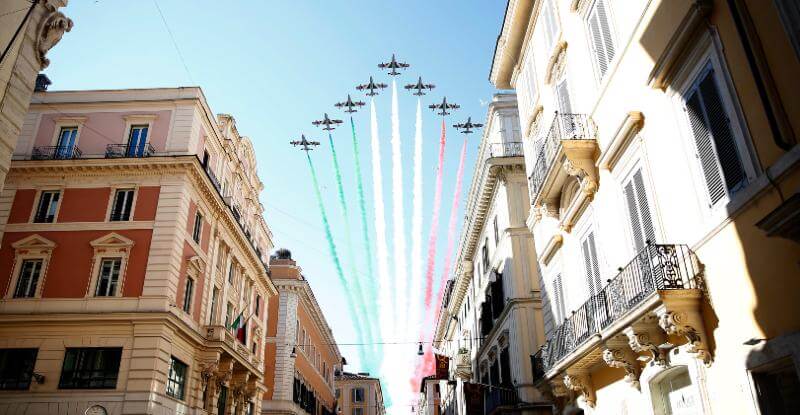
left=47, top=1, right=507, bottom=409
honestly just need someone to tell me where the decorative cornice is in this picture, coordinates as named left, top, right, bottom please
left=597, top=111, right=645, bottom=170
left=544, top=41, right=568, bottom=86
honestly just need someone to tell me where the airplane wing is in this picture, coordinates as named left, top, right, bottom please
left=378, top=63, right=388, bottom=68
left=377, top=83, right=388, bottom=88
left=333, top=120, right=343, bottom=124
left=400, top=63, right=410, bottom=68
left=355, top=85, right=366, bottom=90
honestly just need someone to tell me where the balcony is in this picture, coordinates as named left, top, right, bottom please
left=488, top=141, right=524, bottom=158
left=484, top=386, right=518, bottom=415
left=105, top=142, right=156, bottom=158
left=31, top=145, right=83, bottom=160
left=528, top=113, right=599, bottom=228
left=539, top=244, right=711, bottom=398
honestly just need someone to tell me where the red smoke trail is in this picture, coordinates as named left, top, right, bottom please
left=413, top=119, right=447, bottom=392
left=423, top=119, right=447, bottom=309
left=439, top=137, right=468, bottom=307
left=411, top=138, right=468, bottom=388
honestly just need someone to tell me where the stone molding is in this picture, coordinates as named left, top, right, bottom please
left=35, top=3, right=74, bottom=69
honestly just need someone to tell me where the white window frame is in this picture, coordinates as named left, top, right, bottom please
left=93, top=257, right=124, bottom=297
left=48, top=116, right=86, bottom=148
left=106, top=186, right=138, bottom=222
left=5, top=235, right=56, bottom=300
left=86, top=233, right=134, bottom=298
left=30, top=188, right=63, bottom=223
left=670, top=33, right=759, bottom=218
left=615, top=155, right=663, bottom=255
left=121, top=115, right=157, bottom=148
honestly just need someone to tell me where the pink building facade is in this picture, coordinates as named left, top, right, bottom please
left=0, top=87, right=276, bottom=415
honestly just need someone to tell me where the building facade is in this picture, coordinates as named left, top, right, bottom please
left=0, top=0, right=71, bottom=194
left=417, top=375, right=440, bottom=415
left=335, top=372, right=385, bottom=415
left=491, top=0, right=800, bottom=413
left=0, top=87, right=276, bottom=415
left=432, top=94, right=551, bottom=415
left=262, top=249, right=341, bottom=415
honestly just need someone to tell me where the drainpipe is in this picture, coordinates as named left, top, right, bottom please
left=727, top=0, right=795, bottom=151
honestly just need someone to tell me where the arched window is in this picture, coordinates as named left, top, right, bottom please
left=650, top=366, right=699, bottom=415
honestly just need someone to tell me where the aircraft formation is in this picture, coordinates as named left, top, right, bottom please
left=290, top=53, right=480, bottom=149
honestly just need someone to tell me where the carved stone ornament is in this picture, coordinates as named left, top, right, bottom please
left=658, top=310, right=712, bottom=365
left=624, top=325, right=667, bottom=367
left=563, top=374, right=595, bottom=408
left=36, top=5, right=74, bottom=69
left=550, top=379, right=569, bottom=398
left=231, top=382, right=247, bottom=403
left=602, top=348, right=640, bottom=389
left=216, top=366, right=233, bottom=387
left=562, top=160, right=598, bottom=198
left=201, top=362, right=219, bottom=384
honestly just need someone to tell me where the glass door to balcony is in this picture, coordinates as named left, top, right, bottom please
left=127, top=125, right=149, bottom=157
left=56, top=127, right=78, bottom=159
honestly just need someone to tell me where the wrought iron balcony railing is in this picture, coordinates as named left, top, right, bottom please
left=31, top=145, right=83, bottom=160
left=204, top=165, right=221, bottom=193
left=528, top=113, right=597, bottom=203
left=531, top=350, right=545, bottom=382
left=105, top=143, right=156, bottom=158
left=541, top=243, right=701, bottom=372
left=484, top=385, right=518, bottom=414
left=488, top=141, right=524, bottom=158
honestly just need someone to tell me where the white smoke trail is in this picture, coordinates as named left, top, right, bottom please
left=390, top=79, right=409, bottom=337
left=409, top=98, right=424, bottom=336
left=370, top=99, right=393, bottom=342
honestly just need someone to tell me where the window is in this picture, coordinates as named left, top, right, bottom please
left=218, top=385, right=228, bottom=415
left=13, top=259, right=43, bottom=298
left=192, top=212, right=203, bottom=244
left=55, top=126, right=78, bottom=158
left=33, top=190, right=60, bottom=223
left=683, top=65, right=748, bottom=207
left=58, top=347, right=122, bottom=389
left=0, top=349, right=38, bottom=390
left=182, top=277, right=194, bottom=314
left=493, top=216, right=500, bottom=245
left=555, top=77, right=572, bottom=115
left=650, top=366, right=700, bottom=415
left=210, top=287, right=219, bottom=324
left=166, top=356, right=188, bottom=400
left=127, top=125, right=149, bottom=157
left=352, top=409, right=364, bottom=415
left=94, top=258, right=122, bottom=297
left=110, top=189, right=135, bottom=221
left=255, top=295, right=261, bottom=316
left=581, top=232, right=602, bottom=296
left=624, top=168, right=656, bottom=251
left=228, top=261, right=235, bottom=284
left=202, top=150, right=210, bottom=168
left=481, top=238, right=490, bottom=272
left=586, top=0, right=616, bottom=80
left=225, top=302, right=233, bottom=327
left=336, top=388, right=341, bottom=399
left=541, top=0, right=559, bottom=50
left=752, top=358, right=800, bottom=415
left=352, top=387, right=365, bottom=403
left=552, top=274, right=566, bottom=323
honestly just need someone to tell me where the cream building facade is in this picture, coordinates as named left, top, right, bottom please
left=491, top=0, right=800, bottom=414
left=432, top=94, right=552, bottom=415
left=335, top=372, right=385, bottom=415
left=0, top=0, right=71, bottom=194
left=0, top=87, right=277, bottom=415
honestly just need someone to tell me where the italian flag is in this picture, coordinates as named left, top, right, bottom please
left=229, top=312, right=247, bottom=344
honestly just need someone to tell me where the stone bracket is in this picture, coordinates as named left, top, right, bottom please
left=563, top=373, right=596, bottom=408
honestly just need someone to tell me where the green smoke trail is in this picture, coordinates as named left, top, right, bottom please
left=327, top=132, right=377, bottom=369
left=305, top=152, right=369, bottom=363
left=349, top=117, right=382, bottom=363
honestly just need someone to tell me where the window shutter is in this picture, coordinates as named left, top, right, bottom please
left=582, top=233, right=602, bottom=295
left=554, top=274, right=566, bottom=322
left=543, top=0, right=559, bottom=48
left=597, top=0, right=615, bottom=66
left=556, top=79, right=571, bottom=115
left=633, top=171, right=656, bottom=245
left=686, top=91, right=726, bottom=205
left=699, top=71, right=746, bottom=192
left=588, top=6, right=608, bottom=78
left=624, top=169, right=656, bottom=251
left=686, top=69, right=746, bottom=206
